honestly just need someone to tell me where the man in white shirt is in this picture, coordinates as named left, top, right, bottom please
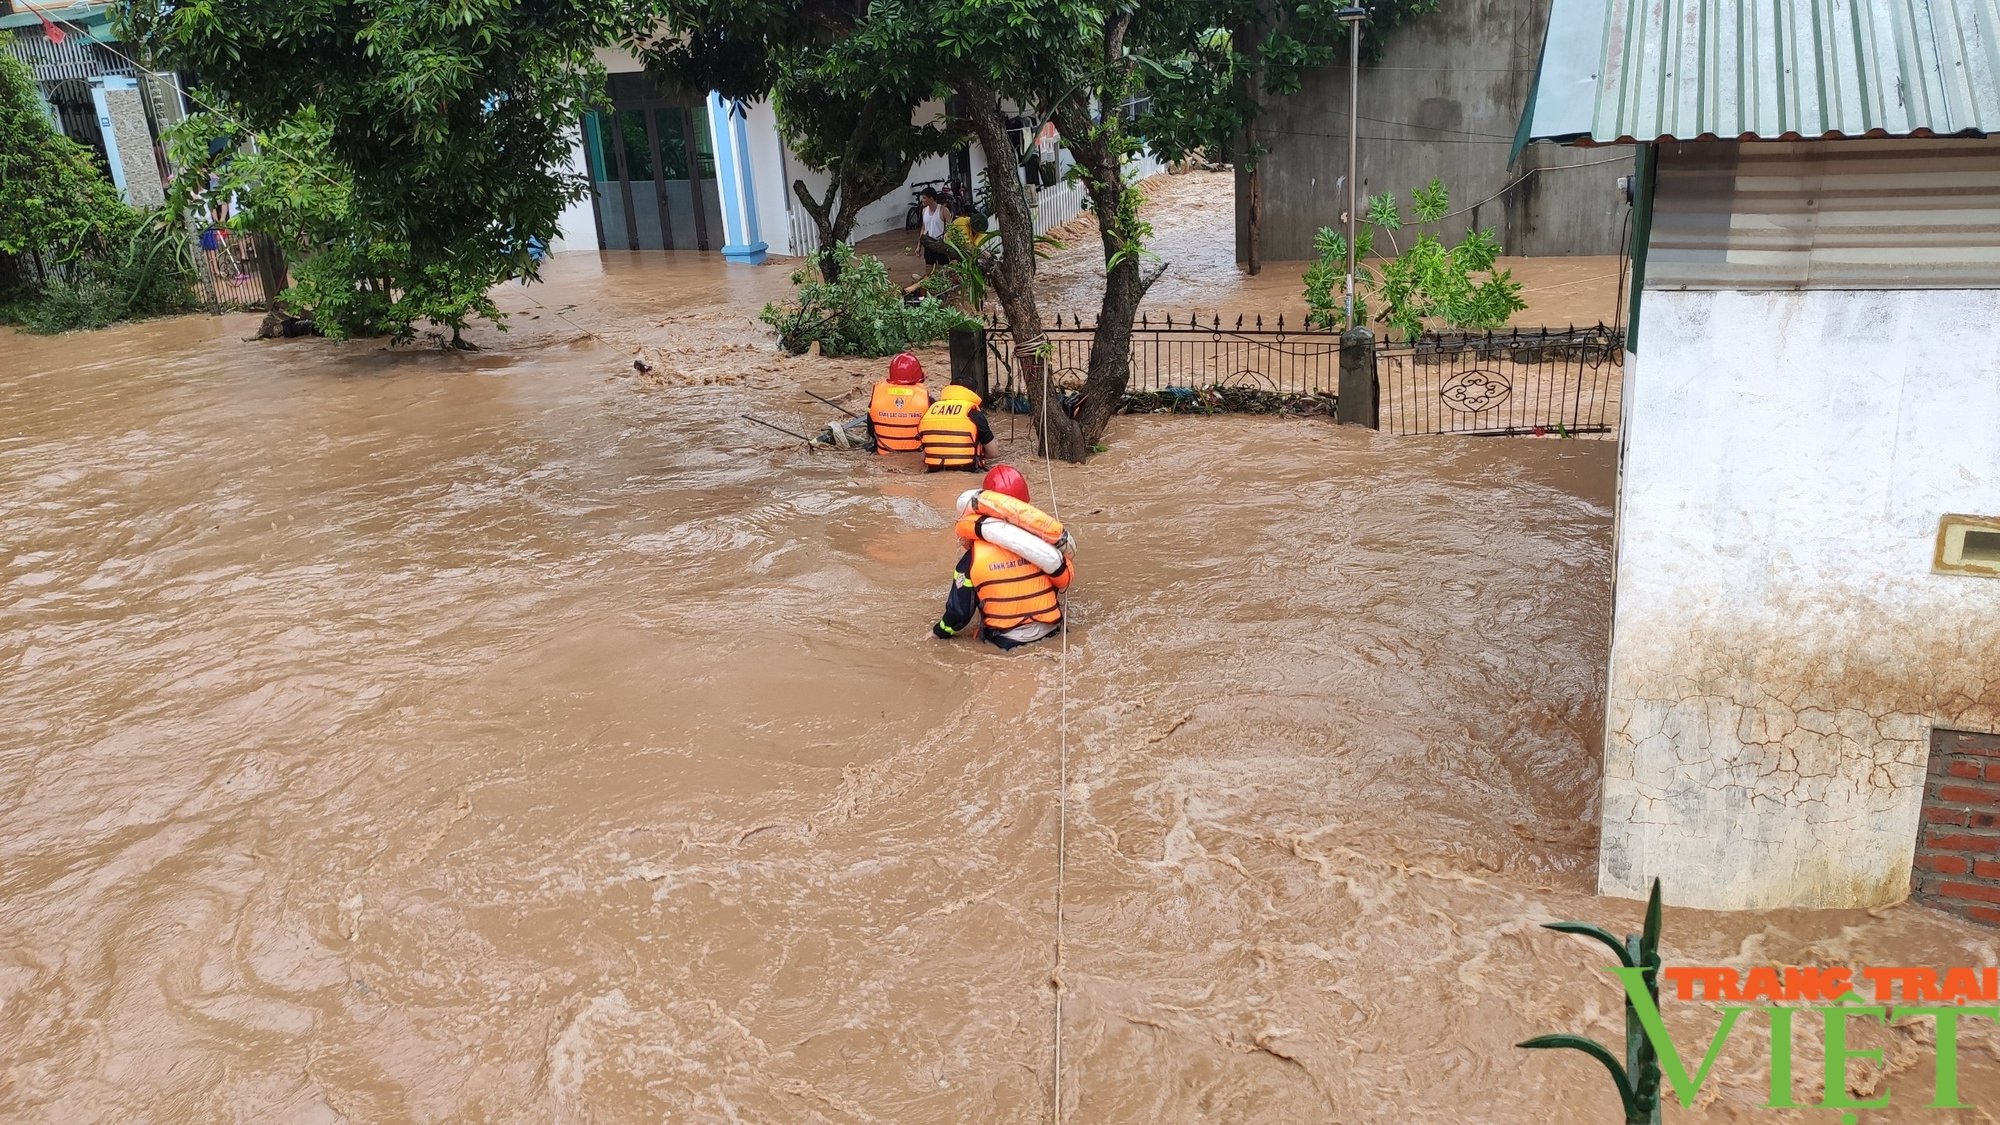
left=919, top=187, right=953, bottom=267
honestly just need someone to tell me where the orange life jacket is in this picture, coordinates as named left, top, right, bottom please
left=919, top=387, right=982, bottom=469
left=868, top=380, right=930, bottom=454
left=961, top=490, right=1064, bottom=545
left=969, top=539, right=1069, bottom=632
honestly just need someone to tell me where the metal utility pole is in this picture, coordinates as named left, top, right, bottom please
left=1337, top=7, right=1367, bottom=327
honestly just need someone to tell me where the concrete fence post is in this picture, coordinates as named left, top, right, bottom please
left=1338, top=326, right=1378, bottom=428
left=949, top=327, right=988, bottom=400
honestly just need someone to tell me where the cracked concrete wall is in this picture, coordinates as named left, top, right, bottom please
left=1601, top=288, right=2000, bottom=911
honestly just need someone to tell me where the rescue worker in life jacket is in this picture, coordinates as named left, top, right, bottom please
left=933, top=464, right=1073, bottom=650
left=867, top=353, right=930, bottom=455
left=917, top=384, right=994, bottom=471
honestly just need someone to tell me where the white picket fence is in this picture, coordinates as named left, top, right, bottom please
left=788, top=207, right=821, bottom=260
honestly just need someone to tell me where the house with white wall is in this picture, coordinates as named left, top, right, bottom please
left=4, top=2, right=183, bottom=208
left=1520, top=0, right=2000, bottom=911
left=550, top=48, right=1140, bottom=261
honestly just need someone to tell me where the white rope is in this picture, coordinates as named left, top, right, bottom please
left=1037, top=358, right=1071, bottom=1125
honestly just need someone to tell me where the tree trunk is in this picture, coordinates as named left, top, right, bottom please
left=1034, top=9, right=1149, bottom=455
left=1245, top=120, right=1263, bottom=277
left=1050, top=98, right=1149, bottom=453
left=958, top=75, right=1079, bottom=461
left=793, top=180, right=842, bottom=281
left=1238, top=18, right=1265, bottom=278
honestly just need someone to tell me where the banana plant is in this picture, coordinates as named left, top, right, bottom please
left=1519, top=879, right=1664, bottom=1124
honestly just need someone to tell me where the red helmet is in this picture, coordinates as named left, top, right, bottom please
left=982, top=464, right=1030, bottom=503
left=888, top=353, right=924, bottom=384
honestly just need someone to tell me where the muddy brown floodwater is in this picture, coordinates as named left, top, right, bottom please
left=5, top=210, right=2000, bottom=1125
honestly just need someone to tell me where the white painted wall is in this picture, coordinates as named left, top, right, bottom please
left=592, top=46, right=644, bottom=74
left=1601, top=288, right=2000, bottom=911
left=550, top=128, right=597, bottom=253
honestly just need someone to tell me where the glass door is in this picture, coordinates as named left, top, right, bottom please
left=581, top=111, right=625, bottom=250
left=617, top=108, right=667, bottom=250
left=691, top=109, right=723, bottom=251
left=580, top=91, right=725, bottom=253
left=654, top=108, right=700, bottom=251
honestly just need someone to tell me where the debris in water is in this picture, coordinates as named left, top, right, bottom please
left=811, top=416, right=873, bottom=451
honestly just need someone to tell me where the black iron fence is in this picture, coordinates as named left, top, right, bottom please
left=1376, top=325, right=1625, bottom=436
left=985, top=311, right=1340, bottom=403
left=982, top=315, right=1624, bottom=436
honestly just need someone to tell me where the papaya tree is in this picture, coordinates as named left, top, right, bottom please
left=1303, top=178, right=1526, bottom=337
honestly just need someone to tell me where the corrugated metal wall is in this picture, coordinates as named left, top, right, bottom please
left=1647, top=139, right=2000, bottom=289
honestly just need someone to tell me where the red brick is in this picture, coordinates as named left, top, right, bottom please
left=1966, top=906, right=2000, bottom=926
left=1937, top=786, right=2000, bottom=806
left=1925, top=807, right=1972, bottom=826
left=1922, top=854, right=1974, bottom=875
left=1937, top=881, right=2000, bottom=904
left=1983, top=764, right=2000, bottom=783
left=1976, top=860, right=2000, bottom=879
left=1973, top=812, right=2000, bottom=829
left=1926, top=832, right=2000, bottom=853
left=1950, top=760, right=1986, bottom=778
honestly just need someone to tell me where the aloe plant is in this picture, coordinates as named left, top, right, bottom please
left=1520, top=879, right=1664, bottom=1124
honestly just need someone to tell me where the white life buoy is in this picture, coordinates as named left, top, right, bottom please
left=977, top=518, right=1066, bottom=575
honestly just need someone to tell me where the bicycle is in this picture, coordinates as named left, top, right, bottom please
left=904, top=179, right=973, bottom=231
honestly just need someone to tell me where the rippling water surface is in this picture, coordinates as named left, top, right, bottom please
left=4, top=249, right=1998, bottom=1124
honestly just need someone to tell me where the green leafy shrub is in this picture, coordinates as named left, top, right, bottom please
left=761, top=243, right=976, bottom=356
left=164, top=108, right=510, bottom=346
left=1304, top=178, right=1526, bottom=338
left=14, top=212, right=201, bottom=332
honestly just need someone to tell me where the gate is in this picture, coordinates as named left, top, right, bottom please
left=1376, top=326, right=1624, bottom=436
left=983, top=315, right=1624, bottom=435
left=190, top=228, right=285, bottom=312
left=985, top=312, right=1342, bottom=403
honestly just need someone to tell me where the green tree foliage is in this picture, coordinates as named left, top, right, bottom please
left=838, top=0, right=1163, bottom=458
left=759, top=242, right=975, bottom=356
left=0, top=54, right=122, bottom=278
left=1304, top=178, right=1526, bottom=338
left=0, top=53, right=196, bottom=332
left=122, top=0, right=636, bottom=341
left=638, top=0, right=951, bottom=282
left=164, top=107, right=504, bottom=343
left=772, top=79, right=955, bottom=282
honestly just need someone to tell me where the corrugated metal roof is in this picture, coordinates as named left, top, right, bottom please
left=1522, top=0, right=2000, bottom=144
left=1646, top=138, right=2000, bottom=287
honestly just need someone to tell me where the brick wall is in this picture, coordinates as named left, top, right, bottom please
left=1913, top=728, right=2000, bottom=924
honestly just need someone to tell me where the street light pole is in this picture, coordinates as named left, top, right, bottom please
left=1337, top=7, right=1367, bottom=328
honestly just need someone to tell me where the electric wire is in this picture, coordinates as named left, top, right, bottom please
left=1429, top=154, right=1631, bottom=219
